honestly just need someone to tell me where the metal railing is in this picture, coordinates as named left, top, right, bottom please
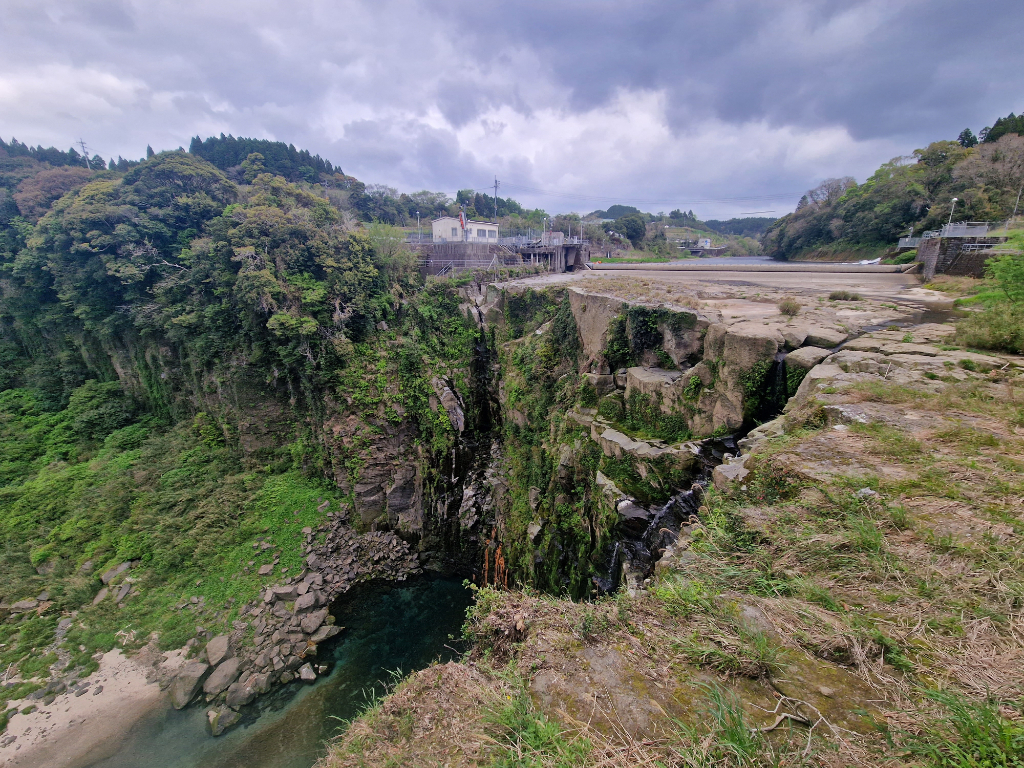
left=959, top=243, right=1015, bottom=252
left=941, top=222, right=992, bottom=237
left=897, top=236, right=922, bottom=249
left=430, top=236, right=500, bottom=244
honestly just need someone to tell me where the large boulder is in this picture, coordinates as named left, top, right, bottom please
left=659, top=310, right=707, bottom=366
left=100, top=562, right=132, bottom=584
left=794, top=363, right=846, bottom=399
left=584, top=373, right=616, bottom=397
left=169, top=661, right=209, bottom=709
left=208, top=705, right=241, bottom=736
left=784, top=347, right=833, bottom=394
left=803, top=325, right=847, bottom=348
left=785, top=346, right=832, bottom=371
left=623, top=367, right=683, bottom=401
left=225, top=676, right=258, bottom=709
left=203, top=658, right=241, bottom=697
left=437, top=384, right=465, bottom=433
left=696, top=322, right=781, bottom=434
left=310, top=624, right=343, bottom=643
left=268, top=585, right=298, bottom=601
left=294, top=590, right=319, bottom=613
left=712, top=455, right=750, bottom=492
left=300, top=608, right=329, bottom=634
left=705, top=322, right=781, bottom=372
left=205, top=635, right=232, bottom=667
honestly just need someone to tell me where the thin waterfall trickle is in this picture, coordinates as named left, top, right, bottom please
left=592, top=433, right=739, bottom=595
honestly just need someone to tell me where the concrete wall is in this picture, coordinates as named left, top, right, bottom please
left=431, top=217, right=498, bottom=243
left=918, top=236, right=1007, bottom=280
left=942, top=250, right=1003, bottom=278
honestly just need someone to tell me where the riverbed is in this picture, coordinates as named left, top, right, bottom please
left=73, top=577, right=472, bottom=768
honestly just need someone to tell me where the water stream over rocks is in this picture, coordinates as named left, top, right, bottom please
left=593, top=433, right=741, bottom=594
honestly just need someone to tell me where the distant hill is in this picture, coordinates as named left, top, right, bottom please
left=704, top=217, right=777, bottom=237
left=0, top=137, right=93, bottom=169
left=188, top=134, right=342, bottom=183
left=587, top=204, right=641, bottom=220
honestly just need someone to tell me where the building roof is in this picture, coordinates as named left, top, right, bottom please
left=431, top=216, right=499, bottom=226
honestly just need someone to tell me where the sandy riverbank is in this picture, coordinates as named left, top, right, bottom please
left=0, top=647, right=183, bottom=768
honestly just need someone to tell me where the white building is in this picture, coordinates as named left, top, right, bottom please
left=431, top=216, right=499, bottom=243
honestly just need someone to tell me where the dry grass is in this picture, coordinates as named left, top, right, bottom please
left=923, top=274, right=987, bottom=297
left=321, top=661, right=512, bottom=768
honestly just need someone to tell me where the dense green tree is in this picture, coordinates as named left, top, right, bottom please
left=704, top=217, right=776, bottom=237
left=188, top=134, right=339, bottom=183
left=759, top=137, right=1020, bottom=260
left=609, top=212, right=647, bottom=247
left=958, top=128, right=979, bottom=148
left=0, top=152, right=422, bottom=409
left=981, top=111, right=1024, bottom=143
left=0, top=137, right=90, bottom=168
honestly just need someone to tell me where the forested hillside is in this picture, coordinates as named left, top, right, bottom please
left=0, top=145, right=491, bottom=707
left=763, top=133, right=1024, bottom=260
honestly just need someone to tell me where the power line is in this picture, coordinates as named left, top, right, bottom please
left=469, top=180, right=799, bottom=207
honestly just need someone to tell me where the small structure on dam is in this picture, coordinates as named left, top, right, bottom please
left=904, top=221, right=1010, bottom=279
left=414, top=226, right=590, bottom=276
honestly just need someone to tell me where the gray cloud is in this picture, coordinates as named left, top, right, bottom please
left=1, top=0, right=1021, bottom=218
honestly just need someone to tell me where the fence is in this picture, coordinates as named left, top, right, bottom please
left=920, top=222, right=999, bottom=239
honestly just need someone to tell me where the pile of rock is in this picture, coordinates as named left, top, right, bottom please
left=166, top=516, right=424, bottom=735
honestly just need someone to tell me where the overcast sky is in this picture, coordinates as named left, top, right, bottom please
left=2, top=0, right=1022, bottom=218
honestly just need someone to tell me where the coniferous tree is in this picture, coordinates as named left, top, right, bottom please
left=958, top=128, right=979, bottom=148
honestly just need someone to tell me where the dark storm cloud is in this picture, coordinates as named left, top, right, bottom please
left=1, top=0, right=1021, bottom=216
left=448, top=0, right=1023, bottom=140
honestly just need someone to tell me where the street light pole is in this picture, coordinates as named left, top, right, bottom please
left=416, top=211, right=420, bottom=242
left=947, top=198, right=958, bottom=226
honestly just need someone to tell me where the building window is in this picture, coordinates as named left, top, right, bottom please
left=477, top=229, right=486, bottom=237
left=488, top=230, right=496, bottom=238
left=451, top=227, right=458, bottom=237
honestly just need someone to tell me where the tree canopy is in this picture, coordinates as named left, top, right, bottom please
left=762, top=136, right=1024, bottom=260
left=189, top=134, right=341, bottom=183
left=981, top=111, right=1024, bottom=144
left=0, top=151, right=423, bottom=410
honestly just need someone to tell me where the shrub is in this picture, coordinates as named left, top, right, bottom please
left=778, top=297, right=801, bottom=316
left=987, top=247, right=1024, bottom=304
left=954, top=303, right=1024, bottom=354
left=829, top=290, right=862, bottom=301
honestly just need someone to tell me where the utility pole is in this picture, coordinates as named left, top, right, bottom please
left=77, top=139, right=91, bottom=169
left=493, top=176, right=499, bottom=224
left=416, top=211, right=420, bottom=242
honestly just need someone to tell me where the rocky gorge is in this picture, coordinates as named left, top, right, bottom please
left=162, top=274, right=942, bottom=725
left=2, top=262, right=1009, bottom=762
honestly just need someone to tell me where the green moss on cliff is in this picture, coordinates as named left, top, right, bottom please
left=604, top=305, right=700, bottom=372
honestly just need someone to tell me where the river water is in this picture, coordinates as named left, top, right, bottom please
left=81, top=577, right=472, bottom=768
